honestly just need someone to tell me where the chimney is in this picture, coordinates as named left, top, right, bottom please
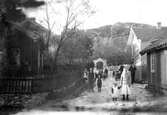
left=157, top=22, right=161, bottom=30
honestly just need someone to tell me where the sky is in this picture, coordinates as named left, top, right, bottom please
left=25, top=0, right=167, bottom=34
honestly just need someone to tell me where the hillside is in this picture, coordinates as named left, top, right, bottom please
left=85, top=22, right=156, bottom=64
left=87, top=22, right=155, bottom=41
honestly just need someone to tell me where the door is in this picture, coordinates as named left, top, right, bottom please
left=150, top=53, right=156, bottom=84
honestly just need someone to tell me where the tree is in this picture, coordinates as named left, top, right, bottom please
left=48, top=0, right=95, bottom=70
left=60, top=30, right=94, bottom=65
left=38, top=1, right=56, bottom=51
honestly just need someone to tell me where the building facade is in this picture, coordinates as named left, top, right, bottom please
left=140, top=39, right=167, bottom=93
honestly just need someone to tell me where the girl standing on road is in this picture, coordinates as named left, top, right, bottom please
left=97, top=74, right=102, bottom=92
left=120, top=67, right=131, bottom=101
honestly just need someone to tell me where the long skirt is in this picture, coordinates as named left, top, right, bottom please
left=121, top=84, right=131, bottom=95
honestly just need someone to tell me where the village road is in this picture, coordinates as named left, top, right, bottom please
left=14, top=74, right=167, bottom=115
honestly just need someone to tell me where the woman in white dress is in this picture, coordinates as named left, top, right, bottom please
left=120, top=67, right=131, bottom=100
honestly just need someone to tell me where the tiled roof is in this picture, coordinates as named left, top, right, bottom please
left=11, top=22, right=33, bottom=39
left=133, top=27, right=158, bottom=42
left=131, top=25, right=167, bottom=55
left=20, top=19, right=49, bottom=40
left=132, top=26, right=167, bottom=42
left=140, top=39, right=167, bottom=55
left=9, top=20, right=44, bottom=41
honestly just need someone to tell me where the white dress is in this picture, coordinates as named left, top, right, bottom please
left=83, top=72, right=88, bottom=79
left=120, top=70, right=131, bottom=95
left=111, top=86, right=119, bottom=98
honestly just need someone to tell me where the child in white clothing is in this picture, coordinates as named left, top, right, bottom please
left=111, top=83, right=120, bottom=101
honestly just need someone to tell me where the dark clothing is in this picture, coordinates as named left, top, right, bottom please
left=95, top=73, right=98, bottom=79
left=122, top=94, right=129, bottom=101
left=129, top=65, right=136, bottom=84
left=88, top=72, right=94, bottom=91
left=97, top=78, right=102, bottom=88
left=89, top=72, right=94, bottom=82
left=97, top=78, right=102, bottom=92
left=119, top=66, right=124, bottom=75
left=103, top=69, right=108, bottom=78
left=105, top=69, right=108, bottom=73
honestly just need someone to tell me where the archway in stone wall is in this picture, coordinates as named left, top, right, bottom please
left=93, top=58, right=107, bottom=72
left=96, top=61, right=103, bottom=70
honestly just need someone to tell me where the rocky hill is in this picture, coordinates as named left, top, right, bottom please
left=85, top=22, right=156, bottom=64
left=86, top=22, right=156, bottom=49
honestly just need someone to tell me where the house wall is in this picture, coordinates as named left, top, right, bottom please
left=147, top=53, right=151, bottom=87
left=141, top=54, right=147, bottom=81
left=140, top=41, right=150, bottom=82
left=148, top=52, right=158, bottom=90
left=135, top=65, right=142, bottom=82
left=17, top=31, right=39, bottom=74
left=160, top=50, right=167, bottom=90
left=5, top=29, right=43, bottom=76
left=147, top=50, right=167, bottom=92
left=156, top=51, right=161, bottom=92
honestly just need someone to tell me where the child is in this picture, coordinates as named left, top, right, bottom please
left=83, top=69, right=88, bottom=83
left=111, top=83, right=120, bottom=101
left=97, top=75, right=102, bottom=92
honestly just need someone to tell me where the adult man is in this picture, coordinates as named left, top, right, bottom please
left=129, top=63, right=136, bottom=84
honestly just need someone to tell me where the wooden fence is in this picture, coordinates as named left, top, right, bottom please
left=0, top=77, right=32, bottom=94
left=0, top=77, right=58, bottom=94
left=0, top=66, right=83, bottom=94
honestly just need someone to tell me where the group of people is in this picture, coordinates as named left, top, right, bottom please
left=83, top=64, right=136, bottom=101
left=111, top=64, right=136, bottom=101
left=83, top=68, right=108, bottom=92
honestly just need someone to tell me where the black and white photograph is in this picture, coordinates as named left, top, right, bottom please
left=0, top=0, right=167, bottom=115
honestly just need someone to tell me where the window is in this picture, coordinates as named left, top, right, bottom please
left=150, top=53, right=156, bottom=73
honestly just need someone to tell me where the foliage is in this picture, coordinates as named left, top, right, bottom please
left=93, top=36, right=131, bottom=65
left=59, top=30, right=94, bottom=65
left=89, top=22, right=152, bottom=65
left=48, top=0, right=95, bottom=70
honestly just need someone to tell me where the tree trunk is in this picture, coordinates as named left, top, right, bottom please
left=54, top=42, right=62, bottom=72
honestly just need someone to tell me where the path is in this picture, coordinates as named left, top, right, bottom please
left=14, top=75, right=167, bottom=114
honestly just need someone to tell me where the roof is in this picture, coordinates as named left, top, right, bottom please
left=140, top=39, right=167, bottom=55
left=11, top=22, right=33, bottom=39
left=93, top=58, right=106, bottom=63
left=141, top=41, right=151, bottom=49
left=9, top=20, right=46, bottom=42
left=132, top=25, right=167, bottom=42
left=133, top=27, right=157, bottom=42
left=130, top=25, right=167, bottom=55
left=20, top=18, right=49, bottom=40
